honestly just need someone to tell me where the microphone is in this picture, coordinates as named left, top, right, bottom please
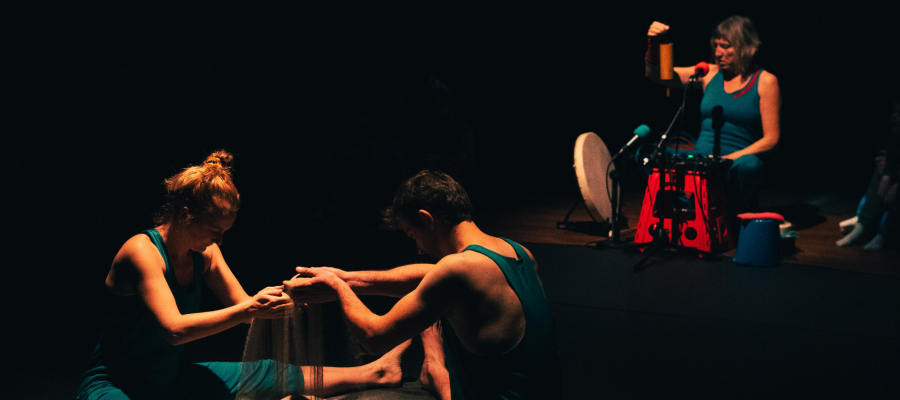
left=712, top=105, right=723, bottom=157
left=612, top=124, right=652, bottom=161
left=690, top=62, right=710, bottom=81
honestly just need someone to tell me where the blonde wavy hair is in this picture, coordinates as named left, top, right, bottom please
left=153, top=150, right=241, bottom=225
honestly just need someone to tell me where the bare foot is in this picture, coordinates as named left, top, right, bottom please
left=370, top=339, right=411, bottom=388
left=419, top=358, right=438, bottom=392
left=419, top=323, right=450, bottom=399
left=836, top=223, right=865, bottom=247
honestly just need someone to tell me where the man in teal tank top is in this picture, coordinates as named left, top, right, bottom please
left=286, top=170, right=562, bottom=399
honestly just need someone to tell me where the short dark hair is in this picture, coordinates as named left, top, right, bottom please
left=386, top=170, right=473, bottom=228
left=710, top=16, right=760, bottom=76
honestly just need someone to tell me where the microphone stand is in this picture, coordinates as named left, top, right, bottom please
left=630, top=75, right=715, bottom=271
left=592, top=153, right=627, bottom=248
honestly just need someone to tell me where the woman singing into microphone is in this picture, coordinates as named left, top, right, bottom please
left=645, top=16, right=781, bottom=213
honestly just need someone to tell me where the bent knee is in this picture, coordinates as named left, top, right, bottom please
left=731, top=155, right=763, bottom=173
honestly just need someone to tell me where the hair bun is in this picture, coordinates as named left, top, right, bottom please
left=203, top=150, right=234, bottom=171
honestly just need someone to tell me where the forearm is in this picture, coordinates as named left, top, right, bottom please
left=332, top=279, right=389, bottom=351
left=344, top=264, right=433, bottom=298
left=726, top=135, right=778, bottom=159
left=644, top=37, right=660, bottom=80
left=160, top=302, right=249, bottom=346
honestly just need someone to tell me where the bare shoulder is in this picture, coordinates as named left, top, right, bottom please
left=200, top=243, right=222, bottom=273
left=518, top=244, right=537, bottom=264
left=115, top=233, right=163, bottom=270
left=108, top=233, right=166, bottom=293
left=758, top=70, right=780, bottom=93
left=701, top=64, right=720, bottom=89
left=427, top=251, right=494, bottom=283
left=434, top=252, right=480, bottom=275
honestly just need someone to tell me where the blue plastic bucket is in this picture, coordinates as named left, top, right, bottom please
left=733, top=218, right=782, bottom=266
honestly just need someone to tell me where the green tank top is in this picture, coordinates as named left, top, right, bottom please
left=79, top=229, right=204, bottom=395
left=441, top=239, right=562, bottom=399
left=695, top=69, right=764, bottom=156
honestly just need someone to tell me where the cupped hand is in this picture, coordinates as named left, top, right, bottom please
left=648, top=21, right=669, bottom=37
left=283, top=267, right=342, bottom=304
left=245, top=286, right=292, bottom=320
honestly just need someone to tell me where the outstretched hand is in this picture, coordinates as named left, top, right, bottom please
left=283, top=267, right=345, bottom=304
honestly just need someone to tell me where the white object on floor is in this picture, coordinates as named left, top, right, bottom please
left=839, top=216, right=858, bottom=234
left=836, top=223, right=865, bottom=247
left=779, top=221, right=793, bottom=236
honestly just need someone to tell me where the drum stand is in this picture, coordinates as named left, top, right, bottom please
left=558, top=140, right=628, bottom=241
left=628, top=86, right=717, bottom=271
left=558, top=132, right=620, bottom=237
left=557, top=199, right=610, bottom=236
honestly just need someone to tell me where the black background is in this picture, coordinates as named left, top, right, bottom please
left=7, top=2, right=899, bottom=397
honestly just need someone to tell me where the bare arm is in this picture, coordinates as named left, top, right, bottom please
left=340, top=263, right=434, bottom=297
left=723, top=71, right=781, bottom=160
left=203, top=243, right=252, bottom=306
left=293, top=259, right=465, bottom=354
left=110, top=235, right=291, bottom=346
left=644, top=21, right=711, bottom=89
left=520, top=245, right=544, bottom=290
left=286, top=263, right=435, bottom=303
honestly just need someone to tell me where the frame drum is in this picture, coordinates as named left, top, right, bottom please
left=573, top=132, right=619, bottom=223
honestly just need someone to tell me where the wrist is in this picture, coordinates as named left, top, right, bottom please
left=326, top=274, right=347, bottom=291
left=645, top=37, right=659, bottom=65
left=237, top=300, right=254, bottom=323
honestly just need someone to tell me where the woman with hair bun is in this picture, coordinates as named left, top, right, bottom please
left=645, top=16, right=781, bottom=213
left=78, top=151, right=408, bottom=400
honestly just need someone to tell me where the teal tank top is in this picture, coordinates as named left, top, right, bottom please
left=695, top=69, right=764, bottom=156
left=441, top=239, right=562, bottom=399
left=79, top=229, right=204, bottom=396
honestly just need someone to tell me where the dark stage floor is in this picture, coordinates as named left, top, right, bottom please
left=529, top=243, right=899, bottom=398
left=47, top=186, right=899, bottom=399
left=481, top=185, right=900, bottom=278
left=478, top=186, right=900, bottom=398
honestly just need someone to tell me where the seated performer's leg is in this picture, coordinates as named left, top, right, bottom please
left=726, top=154, right=764, bottom=213
left=170, top=341, right=411, bottom=399
left=313, top=339, right=411, bottom=398
left=78, top=372, right=170, bottom=400
left=419, top=322, right=451, bottom=400
left=77, top=382, right=142, bottom=400
left=857, top=172, right=889, bottom=236
left=865, top=185, right=899, bottom=251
